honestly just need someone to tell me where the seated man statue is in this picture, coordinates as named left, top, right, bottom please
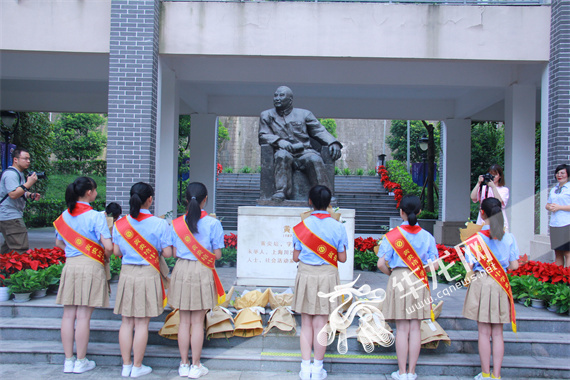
left=259, top=86, right=342, bottom=201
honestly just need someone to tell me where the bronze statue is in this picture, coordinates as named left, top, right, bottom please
left=259, top=86, right=342, bottom=202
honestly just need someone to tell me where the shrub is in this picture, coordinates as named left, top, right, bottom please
left=109, top=254, right=122, bottom=275
left=386, top=160, right=421, bottom=197
left=342, top=168, right=352, bottom=176
left=222, top=167, right=234, bottom=174
left=334, top=167, right=341, bottom=175
left=51, top=160, right=107, bottom=176
left=23, top=199, right=106, bottom=228
left=239, top=166, right=252, bottom=174
left=355, top=168, right=364, bottom=176
left=367, top=169, right=376, bottom=176
left=418, top=210, right=438, bottom=219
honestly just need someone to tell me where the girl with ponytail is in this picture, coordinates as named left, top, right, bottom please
left=168, top=182, right=224, bottom=378
left=463, top=197, right=519, bottom=380
left=54, top=177, right=113, bottom=374
left=112, top=182, right=172, bottom=377
left=376, top=195, right=438, bottom=380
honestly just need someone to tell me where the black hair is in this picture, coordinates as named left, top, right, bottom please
left=185, top=182, right=208, bottom=234
left=105, top=202, right=122, bottom=221
left=11, top=148, right=29, bottom=161
left=481, top=197, right=505, bottom=240
left=129, top=182, right=154, bottom=218
left=399, top=195, right=421, bottom=226
left=488, top=164, right=505, bottom=186
left=554, top=164, right=569, bottom=179
left=65, top=177, right=97, bottom=213
left=309, top=185, right=332, bottom=211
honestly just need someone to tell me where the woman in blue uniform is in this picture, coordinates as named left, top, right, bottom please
left=112, top=182, right=172, bottom=378
left=292, top=185, right=348, bottom=380
left=463, top=197, right=519, bottom=380
left=377, top=195, right=439, bottom=380
left=169, top=182, right=224, bottom=379
left=54, top=177, right=113, bottom=374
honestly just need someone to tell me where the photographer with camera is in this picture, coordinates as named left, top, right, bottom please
left=0, top=148, right=41, bottom=254
left=470, top=164, right=510, bottom=231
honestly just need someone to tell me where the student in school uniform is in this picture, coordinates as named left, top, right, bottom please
left=169, top=182, right=225, bottom=379
left=112, top=182, right=172, bottom=378
left=377, top=195, right=439, bottom=380
left=54, top=177, right=113, bottom=374
left=291, top=185, right=348, bottom=380
left=463, top=197, right=519, bottom=380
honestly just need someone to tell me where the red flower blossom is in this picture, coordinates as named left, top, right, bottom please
left=354, top=237, right=377, bottom=252
left=224, top=233, right=237, bottom=249
left=508, top=260, right=569, bottom=284
left=0, top=247, right=66, bottom=284
left=377, top=166, right=404, bottom=206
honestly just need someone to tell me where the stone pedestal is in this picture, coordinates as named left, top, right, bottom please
left=433, top=221, right=466, bottom=246
left=236, top=206, right=355, bottom=287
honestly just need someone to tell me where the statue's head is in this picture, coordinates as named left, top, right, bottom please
left=273, top=86, right=293, bottom=111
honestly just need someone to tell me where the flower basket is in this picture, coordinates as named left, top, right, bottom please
left=32, top=288, right=48, bottom=298
left=530, top=299, right=545, bottom=309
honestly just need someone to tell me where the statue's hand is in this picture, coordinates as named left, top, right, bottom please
left=277, top=139, right=294, bottom=153
left=329, top=143, right=342, bottom=160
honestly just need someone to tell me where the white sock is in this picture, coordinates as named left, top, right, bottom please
left=301, top=360, right=311, bottom=368
left=313, top=359, right=323, bottom=368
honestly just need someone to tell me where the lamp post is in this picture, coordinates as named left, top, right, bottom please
left=0, top=111, right=20, bottom=171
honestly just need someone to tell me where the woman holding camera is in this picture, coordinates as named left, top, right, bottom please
left=471, top=164, right=510, bottom=231
left=546, top=164, right=570, bottom=267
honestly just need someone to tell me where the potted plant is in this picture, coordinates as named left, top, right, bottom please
left=548, top=284, right=570, bottom=314
left=164, top=257, right=177, bottom=274
left=221, top=247, right=237, bottom=267
left=0, top=274, right=10, bottom=302
left=31, top=269, right=49, bottom=298
left=5, top=269, right=43, bottom=302
left=44, top=264, right=64, bottom=294
left=109, top=254, right=122, bottom=282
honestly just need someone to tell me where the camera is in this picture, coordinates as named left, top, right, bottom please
left=29, top=170, right=47, bottom=180
left=481, top=173, right=495, bottom=183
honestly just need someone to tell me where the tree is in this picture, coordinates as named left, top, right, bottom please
left=386, top=120, right=441, bottom=163
left=470, top=122, right=504, bottom=189
left=3, top=112, right=54, bottom=193
left=319, top=119, right=338, bottom=138
left=52, top=113, right=107, bottom=161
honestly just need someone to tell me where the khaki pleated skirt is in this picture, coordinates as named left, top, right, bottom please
left=56, top=255, right=109, bottom=308
left=463, top=272, right=511, bottom=324
left=113, top=264, right=164, bottom=318
left=168, top=259, right=216, bottom=311
left=382, top=268, right=432, bottom=321
left=291, top=262, right=340, bottom=315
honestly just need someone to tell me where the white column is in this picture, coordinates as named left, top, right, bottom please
left=540, top=65, right=549, bottom=235
left=504, top=84, right=536, bottom=254
left=155, top=59, right=179, bottom=219
left=441, top=119, right=471, bottom=221
left=189, top=114, right=218, bottom=213
left=433, top=118, right=471, bottom=245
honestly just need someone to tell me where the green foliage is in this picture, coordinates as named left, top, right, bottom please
left=256, top=166, right=262, bottom=173
left=354, top=249, right=378, bottom=271
left=514, top=275, right=548, bottom=303
left=239, top=166, right=252, bottom=174
left=222, top=167, right=234, bottom=174
left=179, top=115, right=191, bottom=151
left=43, top=174, right=106, bottom=200
left=418, top=210, right=438, bottom=219
left=50, top=160, right=106, bottom=176
left=385, top=160, right=421, bottom=197
left=334, top=167, right=341, bottom=175
left=355, top=168, right=364, bottom=176
left=43, top=264, right=64, bottom=288
left=342, top=168, right=351, bottom=176
left=217, top=120, right=230, bottom=151
left=5, top=112, right=54, bottom=194
left=109, top=254, right=122, bottom=275
left=319, top=119, right=338, bottom=138
left=5, top=269, right=43, bottom=293
left=548, top=283, right=570, bottom=313
left=164, top=257, right=177, bottom=269
left=220, top=247, right=237, bottom=266
left=387, top=120, right=440, bottom=163
left=470, top=122, right=504, bottom=189
left=52, top=113, right=107, bottom=161
left=367, top=169, right=376, bottom=176
left=23, top=199, right=106, bottom=228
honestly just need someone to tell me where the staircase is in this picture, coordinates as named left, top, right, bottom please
left=215, top=174, right=399, bottom=234
left=1, top=288, right=568, bottom=378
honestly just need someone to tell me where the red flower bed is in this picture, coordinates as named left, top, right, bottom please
left=0, top=247, right=66, bottom=283
left=354, top=237, right=377, bottom=252
left=508, top=261, right=569, bottom=284
left=377, top=165, right=403, bottom=206
left=436, top=244, right=467, bottom=264
left=224, top=233, right=237, bottom=249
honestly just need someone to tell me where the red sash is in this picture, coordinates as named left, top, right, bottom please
left=53, top=205, right=105, bottom=265
left=115, top=214, right=167, bottom=308
left=464, top=230, right=517, bottom=332
left=172, top=214, right=226, bottom=304
left=385, top=226, right=434, bottom=321
left=292, top=215, right=338, bottom=267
